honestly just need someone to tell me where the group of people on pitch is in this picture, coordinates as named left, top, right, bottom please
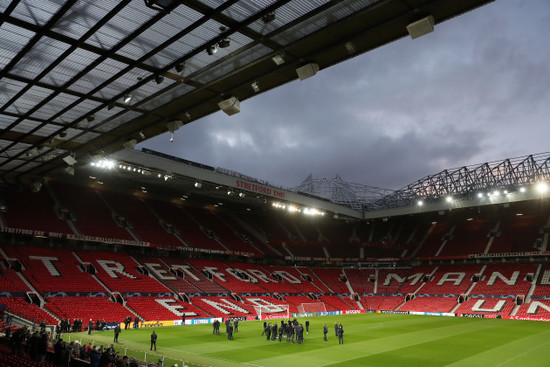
left=262, top=318, right=310, bottom=344
left=212, top=318, right=240, bottom=340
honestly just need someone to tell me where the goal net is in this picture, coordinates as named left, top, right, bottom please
left=298, top=302, right=327, bottom=314
left=253, top=304, right=290, bottom=320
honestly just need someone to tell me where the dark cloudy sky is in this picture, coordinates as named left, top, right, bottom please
left=140, top=0, right=550, bottom=190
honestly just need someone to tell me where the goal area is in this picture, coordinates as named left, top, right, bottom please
left=297, top=302, right=327, bottom=314
left=253, top=304, right=290, bottom=320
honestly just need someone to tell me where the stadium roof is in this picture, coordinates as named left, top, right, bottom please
left=0, top=0, right=494, bottom=192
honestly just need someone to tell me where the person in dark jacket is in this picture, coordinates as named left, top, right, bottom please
left=338, top=324, right=344, bottom=344
left=114, top=324, right=121, bottom=343
left=227, top=323, right=234, bottom=340
left=150, top=331, right=157, bottom=351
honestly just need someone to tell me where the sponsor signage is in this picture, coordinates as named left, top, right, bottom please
left=226, top=316, right=247, bottom=322
left=344, top=310, right=364, bottom=315
left=139, top=320, right=175, bottom=328
left=460, top=313, right=485, bottom=318
left=188, top=317, right=222, bottom=325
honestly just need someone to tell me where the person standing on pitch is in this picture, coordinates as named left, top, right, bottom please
left=305, top=320, right=310, bottom=334
left=323, top=324, right=328, bottom=342
left=88, top=319, right=93, bottom=335
left=113, top=324, right=121, bottom=343
left=150, top=331, right=157, bottom=351
left=337, top=325, right=344, bottom=344
left=227, top=323, right=234, bottom=340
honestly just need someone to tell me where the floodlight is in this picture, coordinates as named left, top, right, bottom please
left=63, top=155, right=77, bottom=166
left=296, top=63, right=319, bottom=80
left=123, top=94, right=132, bottom=104
left=271, top=54, right=285, bottom=65
left=262, top=12, right=275, bottom=24
left=218, top=97, right=240, bottom=116
left=417, top=200, right=423, bottom=207
left=154, top=74, right=164, bottom=84
left=251, top=81, right=260, bottom=93
left=536, top=182, right=549, bottom=193
left=175, top=61, right=185, bottom=73
left=445, top=196, right=453, bottom=203
left=87, top=114, right=95, bottom=122
left=206, top=44, right=217, bottom=55
left=519, top=187, right=526, bottom=193
left=477, top=192, right=483, bottom=198
left=218, top=38, right=230, bottom=48
left=407, top=15, right=435, bottom=39
left=139, top=131, right=146, bottom=140
left=194, top=182, right=202, bottom=189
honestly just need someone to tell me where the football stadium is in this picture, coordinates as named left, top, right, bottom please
left=1, top=1, right=550, bottom=366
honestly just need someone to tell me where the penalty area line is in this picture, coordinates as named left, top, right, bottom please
left=495, top=340, right=550, bottom=367
left=154, top=346, right=264, bottom=367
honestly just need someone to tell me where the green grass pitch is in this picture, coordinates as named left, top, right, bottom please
left=71, top=314, right=550, bottom=367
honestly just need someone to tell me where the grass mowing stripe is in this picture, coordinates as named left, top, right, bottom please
left=70, top=314, right=550, bottom=367
left=249, top=316, right=500, bottom=367
left=444, top=327, right=550, bottom=367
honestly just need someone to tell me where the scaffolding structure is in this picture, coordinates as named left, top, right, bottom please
left=374, top=152, right=550, bottom=210
left=292, top=174, right=394, bottom=212
left=292, top=153, right=550, bottom=212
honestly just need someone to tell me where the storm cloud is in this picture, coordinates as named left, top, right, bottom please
left=140, top=0, right=550, bottom=190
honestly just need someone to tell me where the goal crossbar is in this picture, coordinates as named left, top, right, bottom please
left=253, top=304, right=289, bottom=320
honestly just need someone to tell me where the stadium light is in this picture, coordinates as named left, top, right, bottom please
left=417, top=200, right=423, bottom=207
left=519, top=187, right=526, bottom=193
left=477, top=192, right=483, bottom=198
left=445, top=196, right=453, bottom=203
left=206, top=44, right=217, bottom=55
left=536, top=182, right=548, bottom=193
left=287, top=205, right=299, bottom=213
left=91, top=158, right=115, bottom=170
left=271, top=53, right=285, bottom=65
left=303, top=208, right=325, bottom=216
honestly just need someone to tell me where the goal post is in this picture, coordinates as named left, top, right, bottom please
left=298, top=302, right=327, bottom=314
left=253, top=304, right=290, bottom=320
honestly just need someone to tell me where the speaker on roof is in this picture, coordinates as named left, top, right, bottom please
left=406, top=15, right=435, bottom=39
left=296, top=63, right=319, bottom=80
left=218, top=97, right=240, bottom=116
